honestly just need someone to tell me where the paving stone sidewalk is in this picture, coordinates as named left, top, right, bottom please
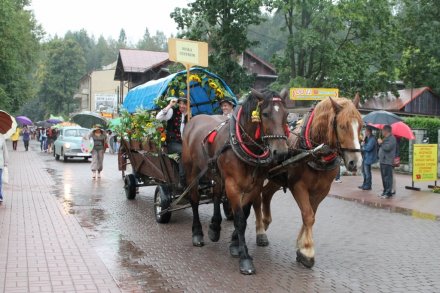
left=0, top=142, right=121, bottom=293
left=330, top=169, right=440, bottom=221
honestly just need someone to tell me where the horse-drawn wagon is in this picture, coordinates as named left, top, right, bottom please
left=116, top=68, right=237, bottom=223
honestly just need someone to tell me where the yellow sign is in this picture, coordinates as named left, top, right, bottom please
left=168, top=38, right=208, bottom=67
left=413, top=144, right=438, bottom=182
left=290, top=88, right=339, bottom=101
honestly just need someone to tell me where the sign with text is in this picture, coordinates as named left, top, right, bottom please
left=290, top=88, right=339, bottom=101
left=168, top=38, right=208, bottom=67
left=412, top=144, right=438, bottom=182
left=95, top=93, right=117, bottom=113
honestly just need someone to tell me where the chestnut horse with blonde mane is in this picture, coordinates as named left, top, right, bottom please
left=256, top=96, right=362, bottom=268
left=182, top=89, right=289, bottom=275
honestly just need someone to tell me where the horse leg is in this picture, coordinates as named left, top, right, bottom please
left=235, top=202, right=255, bottom=275
left=261, top=180, right=280, bottom=231
left=188, top=166, right=204, bottom=247
left=208, top=195, right=222, bottom=242
left=253, top=195, right=269, bottom=247
left=291, top=182, right=315, bottom=268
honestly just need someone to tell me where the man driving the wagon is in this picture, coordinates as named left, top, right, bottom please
left=156, top=96, right=188, bottom=189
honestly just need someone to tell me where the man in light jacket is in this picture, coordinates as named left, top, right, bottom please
left=358, top=126, right=378, bottom=190
left=378, top=125, right=397, bottom=198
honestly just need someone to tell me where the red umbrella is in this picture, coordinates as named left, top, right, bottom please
left=0, top=110, right=17, bottom=138
left=368, top=121, right=415, bottom=140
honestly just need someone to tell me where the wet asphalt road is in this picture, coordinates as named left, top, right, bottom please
left=38, top=146, right=440, bottom=293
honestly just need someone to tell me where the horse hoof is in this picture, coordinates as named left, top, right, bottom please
left=192, top=235, right=204, bottom=247
left=208, top=225, right=221, bottom=242
left=239, top=258, right=256, bottom=275
left=229, top=242, right=239, bottom=258
left=256, top=234, right=269, bottom=247
left=296, top=250, right=315, bottom=268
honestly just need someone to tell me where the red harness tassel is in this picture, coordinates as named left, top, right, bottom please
left=254, top=124, right=261, bottom=140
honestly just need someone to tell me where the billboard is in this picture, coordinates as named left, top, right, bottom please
left=412, top=144, right=438, bottom=182
left=290, top=88, right=339, bottom=101
left=95, top=93, right=117, bottom=113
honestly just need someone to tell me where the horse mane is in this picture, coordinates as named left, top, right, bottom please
left=311, top=97, right=362, bottom=147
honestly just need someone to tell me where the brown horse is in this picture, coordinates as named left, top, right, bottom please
left=182, top=89, right=289, bottom=275
left=258, top=96, right=362, bottom=268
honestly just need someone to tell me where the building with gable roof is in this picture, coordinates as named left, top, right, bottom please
left=361, top=87, right=440, bottom=116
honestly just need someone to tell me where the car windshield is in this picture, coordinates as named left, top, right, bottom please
left=64, top=129, right=89, bottom=137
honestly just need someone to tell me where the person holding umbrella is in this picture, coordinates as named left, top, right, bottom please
left=86, top=125, right=108, bottom=179
left=378, top=125, right=397, bottom=198
left=358, top=126, right=378, bottom=190
left=0, top=134, right=9, bottom=203
left=21, top=125, right=31, bottom=151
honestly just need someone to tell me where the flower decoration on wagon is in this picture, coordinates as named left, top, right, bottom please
left=154, top=70, right=234, bottom=111
left=113, top=108, right=166, bottom=149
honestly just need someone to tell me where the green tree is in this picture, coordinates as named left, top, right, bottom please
left=117, top=28, right=127, bottom=49
left=38, top=38, right=86, bottom=115
left=136, top=28, right=167, bottom=51
left=65, top=29, right=99, bottom=71
left=0, top=0, right=41, bottom=113
left=171, top=0, right=264, bottom=92
left=397, top=0, right=440, bottom=93
left=265, top=0, right=399, bottom=98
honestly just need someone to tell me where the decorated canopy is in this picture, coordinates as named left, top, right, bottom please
left=122, top=68, right=237, bottom=115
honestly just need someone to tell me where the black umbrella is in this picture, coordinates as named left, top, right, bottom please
left=363, top=110, right=403, bottom=125
left=71, top=112, right=108, bottom=129
left=35, top=121, right=53, bottom=128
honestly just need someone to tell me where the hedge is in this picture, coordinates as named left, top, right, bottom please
left=399, top=117, right=440, bottom=163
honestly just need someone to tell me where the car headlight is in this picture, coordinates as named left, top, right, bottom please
left=64, top=143, right=71, bottom=149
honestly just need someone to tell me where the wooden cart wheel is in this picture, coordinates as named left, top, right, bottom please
left=154, top=185, right=171, bottom=224
left=124, top=174, right=137, bottom=200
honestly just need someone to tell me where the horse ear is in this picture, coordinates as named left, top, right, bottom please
left=329, top=97, right=342, bottom=113
left=251, top=88, right=264, bottom=101
left=353, top=92, right=360, bottom=109
left=280, top=88, right=289, bottom=101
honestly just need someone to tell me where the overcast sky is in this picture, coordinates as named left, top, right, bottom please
left=29, top=0, right=191, bottom=43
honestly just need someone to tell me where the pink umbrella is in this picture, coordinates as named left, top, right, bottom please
left=368, top=121, right=415, bottom=140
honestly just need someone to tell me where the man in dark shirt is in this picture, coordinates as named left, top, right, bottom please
left=378, top=125, right=397, bottom=198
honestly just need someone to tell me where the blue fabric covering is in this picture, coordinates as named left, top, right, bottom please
left=122, top=68, right=237, bottom=115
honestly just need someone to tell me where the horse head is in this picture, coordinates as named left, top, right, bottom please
left=328, top=96, right=363, bottom=172
left=239, top=88, right=289, bottom=163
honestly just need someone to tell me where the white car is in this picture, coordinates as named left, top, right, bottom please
left=53, top=126, right=92, bottom=162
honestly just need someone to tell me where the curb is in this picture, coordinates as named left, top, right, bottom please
left=328, top=193, right=439, bottom=221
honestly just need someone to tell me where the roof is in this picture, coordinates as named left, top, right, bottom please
left=114, top=49, right=169, bottom=80
left=244, top=50, right=277, bottom=75
left=361, top=87, right=435, bottom=110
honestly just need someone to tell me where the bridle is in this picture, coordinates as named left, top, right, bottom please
left=304, top=107, right=361, bottom=156
left=331, top=114, right=362, bottom=155
left=230, top=96, right=288, bottom=165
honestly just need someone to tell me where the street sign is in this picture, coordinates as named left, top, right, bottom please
left=290, top=88, right=339, bottom=101
left=168, top=38, right=208, bottom=67
left=168, top=38, right=209, bottom=119
left=412, top=144, right=438, bottom=182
